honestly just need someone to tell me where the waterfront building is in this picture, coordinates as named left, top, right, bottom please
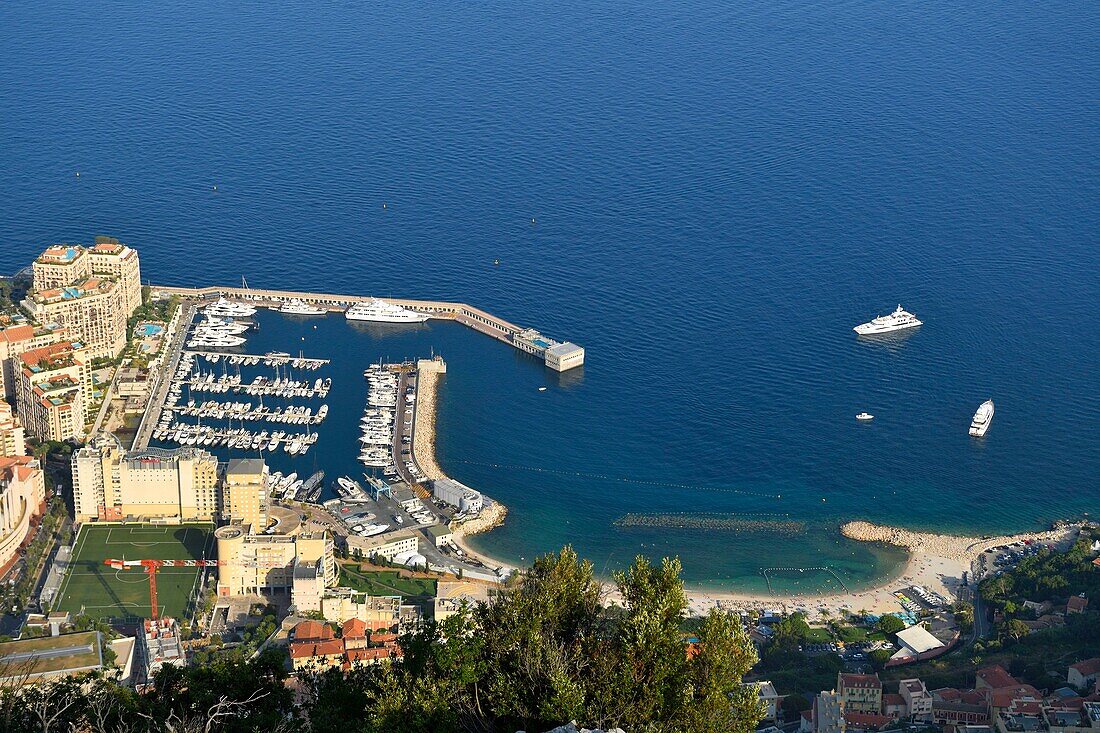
left=87, top=238, right=143, bottom=314
left=431, top=477, right=483, bottom=513
left=0, top=400, right=27, bottom=457
left=25, top=239, right=142, bottom=359
left=837, top=672, right=883, bottom=714
left=214, top=523, right=336, bottom=597
left=71, top=433, right=219, bottom=523
left=221, top=457, right=269, bottom=531
left=512, top=328, right=585, bottom=372
left=347, top=527, right=420, bottom=562
left=0, top=323, right=62, bottom=403
left=32, top=245, right=91, bottom=292
left=24, top=276, right=128, bottom=359
left=15, top=340, right=92, bottom=443
left=0, top=454, right=47, bottom=576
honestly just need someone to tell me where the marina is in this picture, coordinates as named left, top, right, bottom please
left=150, top=284, right=584, bottom=373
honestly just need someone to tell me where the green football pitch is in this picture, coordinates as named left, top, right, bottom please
left=54, top=524, right=215, bottom=622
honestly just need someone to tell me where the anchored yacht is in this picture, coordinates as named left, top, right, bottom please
left=854, top=305, right=922, bottom=335
left=345, top=298, right=429, bottom=323
left=969, top=399, right=994, bottom=437
left=279, top=298, right=327, bottom=316
left=204, top=297, right=257, bottom=318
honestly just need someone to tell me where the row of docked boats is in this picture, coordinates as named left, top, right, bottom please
left=171, top=400, right=328, bottom=425
left=359, top=365, right=398, bottom=475
left=267, top=470, right=324, bottom=502
left=187, top=314, right=252, bottom=349
left=151, top=423, right=319, bottom=453
left=261, top=296, right=430, bottom=323
left=180, top=373, right=332, bottom=399
left=190, top=351, right=327, bottom=370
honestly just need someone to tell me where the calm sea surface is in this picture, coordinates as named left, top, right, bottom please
left=2, top=1, right=1098, bottom=594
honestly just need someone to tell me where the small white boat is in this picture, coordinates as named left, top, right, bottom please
left=856, top=412, right=874, bottom=421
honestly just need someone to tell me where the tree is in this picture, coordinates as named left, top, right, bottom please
left=869, top=648, right=892, bottom=669
left=1001, top=619, right=1030, bottom=642
left=782, top=693, right=811, bottom=721
left=876, top=615, right=906, bottom=635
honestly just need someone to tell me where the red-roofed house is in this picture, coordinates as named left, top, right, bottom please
left=932, top=688, right=990, bottom=727
left=293, top=620, right=335, bottom=642
left=289, top=638, right=345, bottom=671
left=342, top=618, right=369, bottom=650
left=1069, top=658, right=1100, bottom=690
left=345, top=646, right=403, bottom=668
left=838, top=673, right=883, bottom=714
left=844, top=712, right=892, bottom=732
left=976, top=666, right=1019, bottom=691
left=1067, top=595, right=1089, bottom=615
left=882, top=693, right=907, bottom=719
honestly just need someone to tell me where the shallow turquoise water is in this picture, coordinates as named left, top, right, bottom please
left=3, top=0, right=1098, bottom=593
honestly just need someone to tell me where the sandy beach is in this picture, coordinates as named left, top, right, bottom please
left=412, top=364, right=1080, bottom=617
left=667, top=521, right=1080, bottom=620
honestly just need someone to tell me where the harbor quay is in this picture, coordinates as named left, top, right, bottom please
left=150, top=284, right=585, bottom=372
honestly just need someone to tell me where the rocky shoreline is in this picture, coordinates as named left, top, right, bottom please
left=412, top=359, right=510, bottom=565
left=411, top=366, right=446, bottom=481
left=840, top=520, right=1076, bottom=562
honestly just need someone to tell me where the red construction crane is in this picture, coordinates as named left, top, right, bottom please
left=104, top=558, right=223, bottom=621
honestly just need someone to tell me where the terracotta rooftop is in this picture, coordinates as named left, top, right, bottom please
left=883, top=693, right=906, bottom=707
left=1070, top=658, right=1100, bottom=676
left=342, top=618, right=368, bottom=639
left=976, top=665, right=1018, bottom=690
left=840, top=673, right=882, bottom=689
left=292, top=620, right=334, bottom=641
left=1067, top=596, right=1089, bottom=612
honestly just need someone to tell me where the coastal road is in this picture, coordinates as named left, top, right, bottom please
left=133, top=303, right=194, bottom=449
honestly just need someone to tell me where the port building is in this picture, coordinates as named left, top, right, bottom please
left=432, top=478, right=483, bottom=513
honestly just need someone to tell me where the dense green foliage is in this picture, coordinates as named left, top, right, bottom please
left=979, top=533, right=1099, bottom=611
left=0, top=548, right=763, bottom=733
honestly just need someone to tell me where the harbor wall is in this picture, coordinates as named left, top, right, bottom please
left=148, top=283, right=582, bottom=369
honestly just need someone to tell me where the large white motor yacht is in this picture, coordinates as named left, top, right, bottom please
left=346, top=298, right=429, bottom=323
left=279, top=298, right=327, bottom=316
left=969, top=399, right=994, bottom=437
left=204, top=297, right=257, bottom=318
left=854, top=305, right=922, bottom=335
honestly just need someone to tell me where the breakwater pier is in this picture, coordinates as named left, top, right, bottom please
left=151, top=284, right=584, bottom=372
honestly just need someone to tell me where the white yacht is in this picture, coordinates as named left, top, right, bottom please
left=204, top=297, right=257, bottom=318
left=854, top=305, right=922, bottom=335
left=345, top=298, right=429, bottom=323
left=856, top=412, right=874, bottom=421
left=279, top=298, right=327, bottom=316
left=969, top=399, right=994, bottom=437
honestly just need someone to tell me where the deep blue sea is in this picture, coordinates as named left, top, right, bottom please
left=2, top=1, right=1098, bottom=594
